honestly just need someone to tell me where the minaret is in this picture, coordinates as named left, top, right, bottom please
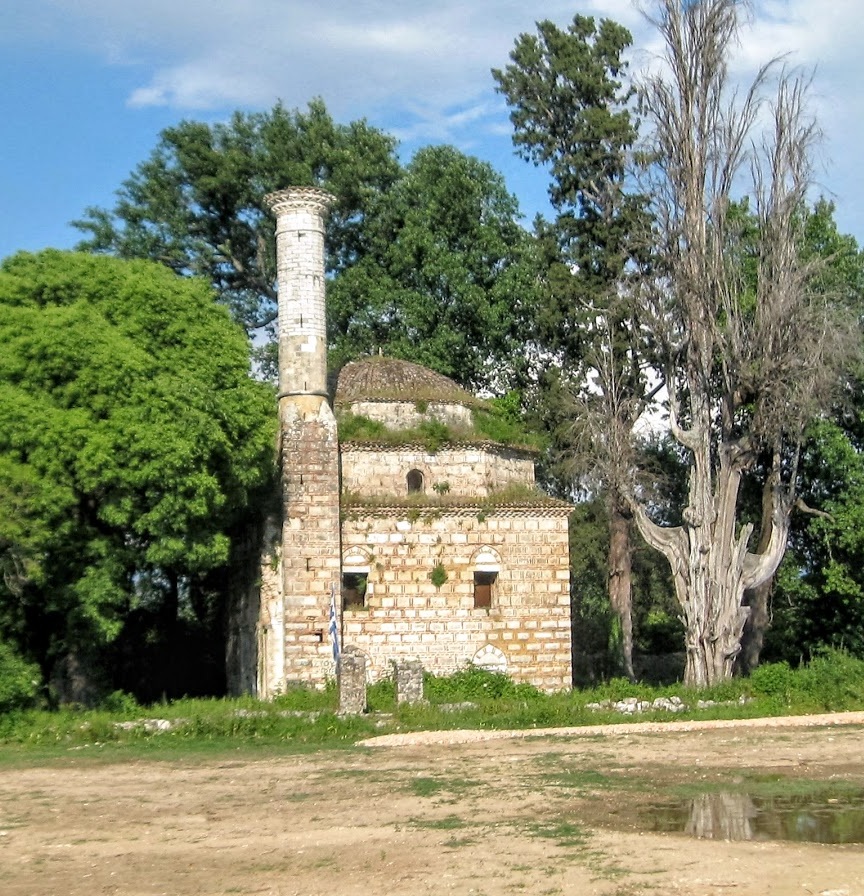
left=264, top=187, right=341, bottom=689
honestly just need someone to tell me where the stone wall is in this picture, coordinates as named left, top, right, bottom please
left=339, top=507, right=572, bottom=692
left=346, top=399, right=474, bottom=430
left=340, top=444, right=536, bottom=499
left=275, top=401, right=342, bottom=690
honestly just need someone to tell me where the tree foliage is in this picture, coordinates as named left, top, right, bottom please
left=74, top=100, right=401, bottom=336
left=0, top=251, right=275, bottom=699
left=75, top=103, right=536, bottom=394
left=328, top=145, right=539, bottom=392
left=632, top=0, right=858, bottom=686
left=495, top=14, right=653, bottom=678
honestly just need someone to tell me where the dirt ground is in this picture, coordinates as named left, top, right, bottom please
left=2, top=713, right=864, bottom=896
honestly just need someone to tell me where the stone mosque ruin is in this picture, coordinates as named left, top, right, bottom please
left=227, top=187, right=572, bottom=696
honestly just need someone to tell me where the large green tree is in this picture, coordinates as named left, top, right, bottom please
left=737, top=200, right=864, bottom=670
left=748, top=204, right=864, bottom=664
left=75, top=104, right=535, bottom=394
left=0, top=251, right=275, bottom=701
left=494, top=14, right=652, bottom=677
left=74, top=100, right=401, bottom=340
left=328, top=145, right=540, bottom=392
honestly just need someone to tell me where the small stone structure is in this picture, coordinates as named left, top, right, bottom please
left=338, top=650, right=367, bottom=714
left=227, top=187, right=574, bottom=698
left=395, top=660, right=425, bottom=704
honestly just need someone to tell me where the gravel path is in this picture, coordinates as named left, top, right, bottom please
left=359, top=709, right=864, bottom=747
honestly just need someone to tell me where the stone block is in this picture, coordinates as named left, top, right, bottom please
left=395, top=660, right=424, bottom=704
left=338, top=651, right=367, bottom=714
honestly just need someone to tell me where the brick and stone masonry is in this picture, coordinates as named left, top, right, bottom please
left=239, top=186, right=574, bottom=698
left=340, top=505, right=572, bottom=693
left=262, top=188, right=342, bottom=690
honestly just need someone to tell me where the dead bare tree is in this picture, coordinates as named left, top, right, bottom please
left=631, top=0, right=855, bottom=687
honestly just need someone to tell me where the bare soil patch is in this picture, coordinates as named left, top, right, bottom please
left=1, top=713, right=863, bottom=895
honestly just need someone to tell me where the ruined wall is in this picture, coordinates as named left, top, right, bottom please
left=339, top=508, right=572, bottom=692
left=340, top=444, right=536, bottom=499
left=345, top=399, right=474, bottom=430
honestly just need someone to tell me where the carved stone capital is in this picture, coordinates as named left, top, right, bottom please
left=264, top=187, right=335, bottom=218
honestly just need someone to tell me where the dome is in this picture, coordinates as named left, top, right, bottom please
left=334, top=356, right=484, bottom=409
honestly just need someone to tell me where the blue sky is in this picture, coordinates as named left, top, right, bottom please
left=2, top=0, right=863, bottom=262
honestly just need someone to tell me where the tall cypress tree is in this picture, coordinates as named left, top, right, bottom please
left=494, top=15, right=652, bottom=678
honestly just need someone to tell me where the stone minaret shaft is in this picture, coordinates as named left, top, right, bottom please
left=264, top=187, right=341, bottom=688
left=267, top=188, right=332, bottom=404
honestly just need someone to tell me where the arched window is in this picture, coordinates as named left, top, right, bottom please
left=471, top=547, right=501, bottom=609
left=342, top=549, right=372, bottom=610
left=406, top=469, right=424, bottom=494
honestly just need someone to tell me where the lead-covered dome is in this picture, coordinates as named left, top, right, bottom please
left=334, top=356, right=485, bottom=432
left=335, top=356, right=484, bottom=409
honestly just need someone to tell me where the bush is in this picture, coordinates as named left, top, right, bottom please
left=425, top=665, right=541, bottom=702
left=100, top=690, right=139, bottom=714
left=748, top=661, right=795, bottom=700
left=796, top=648, right=864, bottom=710
left=0, top=639, right=41, bottom=712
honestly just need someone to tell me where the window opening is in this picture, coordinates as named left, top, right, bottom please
left=473, top=571, right=497, bottom=609
left=406, top=469, right=424, bottom=494
left=342, top=572, right=368, bottom=609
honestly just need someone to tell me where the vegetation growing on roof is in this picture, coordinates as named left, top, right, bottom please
left=341, top=481, right=563, bottom=514
left=335, top=356, right=485, bottom=409
left=336, top=401, right=544, bottom=453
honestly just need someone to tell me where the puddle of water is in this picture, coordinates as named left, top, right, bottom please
left=640, top=789, right=864, bottom=843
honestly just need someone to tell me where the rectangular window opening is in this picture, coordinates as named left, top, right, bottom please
left=473, top=571, right=497, bottom=609
left=342, top=572, right=368, bottom=609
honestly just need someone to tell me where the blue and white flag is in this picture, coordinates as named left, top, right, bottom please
left=329, top=583, right=340, bottom=663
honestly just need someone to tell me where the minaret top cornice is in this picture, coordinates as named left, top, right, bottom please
left=264, top=187, right=336, bottom=218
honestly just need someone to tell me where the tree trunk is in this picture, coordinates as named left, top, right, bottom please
left=739, top=478, right=776, bottom=674
left=607, top=498, right=635, bottom=680
left=739, top=580, right=770, bottom=675
left=634, top=439, right=790, bottom=689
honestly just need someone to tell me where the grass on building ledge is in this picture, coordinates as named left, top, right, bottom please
left=336, top=410, right=545, bottom=454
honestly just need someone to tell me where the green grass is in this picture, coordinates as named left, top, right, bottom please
left=524, top=820, right=588, bottom=847
left=409, top=776, right=483, bottom=797
left=2, top=649, right=864, bottom=764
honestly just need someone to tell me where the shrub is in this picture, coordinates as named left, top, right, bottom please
left=100, top=690, right=140, bottom=714
left=0, top=639, right=41, bottom=712
left=796, top=648, right=864, bottom=710
left=425, top=665, right=541, bottom=702
left=749, top=661, right=795, bottom=700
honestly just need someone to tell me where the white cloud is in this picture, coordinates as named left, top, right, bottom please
left=3, top=1, right=863, bottom=237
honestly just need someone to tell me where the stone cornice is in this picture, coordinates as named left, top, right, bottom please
left=341, top=497, right=574, bottom=517
left=339, top=439, right=540, bottom=458
left=264, top=187, right=335, bottom=218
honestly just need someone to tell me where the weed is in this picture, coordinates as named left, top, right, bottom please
left=411, top=777, right=446, bottom=797
left=410, top=814, right=467, bottom=830
left=541, top=768, right=614, bottom=789
left=409, top=776, right=482, bottom=797
left=525, top=820, right=588, bottom=847
left=443, top=836, right=477, bottom=848
left=429, top=563, right=448, bottom=589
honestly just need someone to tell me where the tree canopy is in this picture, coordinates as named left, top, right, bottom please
left=0, top=250, right=275, bottom=700
left=631, top=0, right=858, bottom=686
left=74, top=99, right=401, bottom=338
left=74, top=103, right=536, bottom=394
left=327, top=145, right=540, bottom=392
left=494, top=14, right=652, bottom=678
